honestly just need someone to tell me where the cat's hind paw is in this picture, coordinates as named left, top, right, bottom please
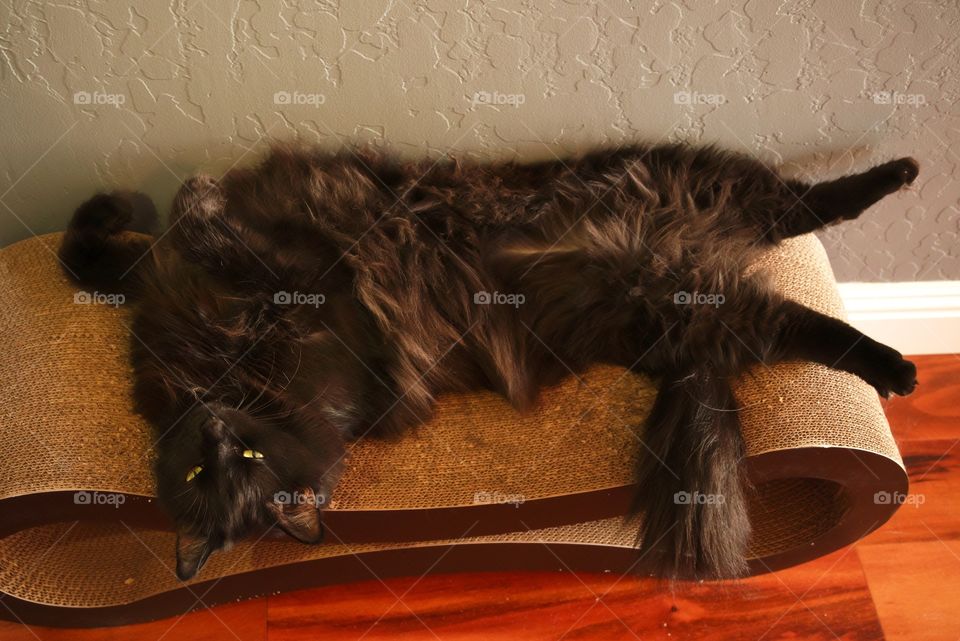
left=875, top=157, right=920, bottom=194
left=863, top=346, right=917, bottom=398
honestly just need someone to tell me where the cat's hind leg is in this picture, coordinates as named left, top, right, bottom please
left=692, top=282, right=917, bottom=398
left=770, top=298, right=917, bottom=397
left=764, top=157, right=918, bottom=241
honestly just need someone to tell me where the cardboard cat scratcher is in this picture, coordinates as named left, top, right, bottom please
left=0, top=232, right=907, bottom=627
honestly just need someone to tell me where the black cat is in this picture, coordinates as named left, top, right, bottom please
left=59, top=143, right=918, bottom=580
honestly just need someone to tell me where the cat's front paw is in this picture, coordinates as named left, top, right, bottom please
left=72, top=192, right=134, bottom=235
left=863, top=345, right=917, bottom=398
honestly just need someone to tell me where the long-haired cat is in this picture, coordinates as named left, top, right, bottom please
left=59, top=143, right=918, bottom=580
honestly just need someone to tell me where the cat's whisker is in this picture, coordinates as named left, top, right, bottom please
left=241, top=356, right=278, bottom=415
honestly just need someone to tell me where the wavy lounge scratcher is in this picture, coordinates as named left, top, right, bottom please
left=0, top=232, right=907, bottom=627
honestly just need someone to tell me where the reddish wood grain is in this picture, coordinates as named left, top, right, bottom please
left=862, top=355, right=960, bottom=546
left=266, top=551, right=883, bottom=641
left=883, top=354, right=960, bottom=442
left=0, top=599, right=266, bottom=641
left=856, top=355, right=960, bottom=641
left=859, top=437, right=960, bottom=545
left=858, top=541, right=960, bottom=641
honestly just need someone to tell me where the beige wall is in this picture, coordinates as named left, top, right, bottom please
left=1, top=0, right=957, bottom=281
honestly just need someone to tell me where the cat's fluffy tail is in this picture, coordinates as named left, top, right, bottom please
left=634, top=369, right=751, bottom=579
left=58, top=192, right=155, bottom=293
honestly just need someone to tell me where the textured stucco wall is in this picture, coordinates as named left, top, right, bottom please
left=1, top=0, right=957, bottom=281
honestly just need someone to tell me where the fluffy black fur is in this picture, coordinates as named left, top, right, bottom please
left=58, top=142, right=919, bottom=580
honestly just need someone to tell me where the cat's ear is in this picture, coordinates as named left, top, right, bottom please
left=266, top=487, right=324, bottom=544
left=175, top=530, right=215, bottom=580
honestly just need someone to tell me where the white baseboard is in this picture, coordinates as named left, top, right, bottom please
left=838, top=281, right=960, bottom=355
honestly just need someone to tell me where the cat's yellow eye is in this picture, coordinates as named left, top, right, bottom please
left=242, top=449, right=265, bottom=459
left=185, top=465, right=203, bottom=482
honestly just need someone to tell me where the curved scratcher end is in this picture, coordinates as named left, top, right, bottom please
left=0, top=233, right=906, bottom=627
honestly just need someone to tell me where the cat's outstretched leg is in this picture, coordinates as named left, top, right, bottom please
left=698, top=285, right=917, bottom=398
left=770, top=299, right=917, bottom=397
left=764, top=157, right=918, bottom=241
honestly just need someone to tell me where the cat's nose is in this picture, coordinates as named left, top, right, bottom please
left=202, top=415, right=227, bottom=440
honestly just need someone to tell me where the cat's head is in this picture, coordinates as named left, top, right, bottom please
left=154, top=402, right=343, bottom=580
